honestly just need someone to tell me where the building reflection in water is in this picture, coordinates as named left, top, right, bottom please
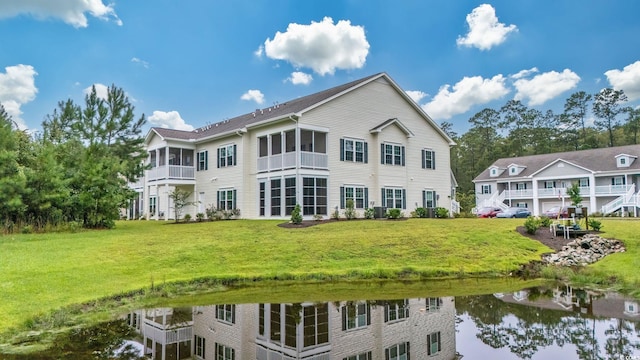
left=125, top=297, right=459, bottom=360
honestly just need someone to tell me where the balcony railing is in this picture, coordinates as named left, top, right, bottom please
left=503, top=185, right=630, bottom=199
left=257, top=152, right=328, bottom=172
left=503, top=189, right=534, bottom=199
left=147, top=165, right=195, bottom=181
left=594, top=184, right=632, bottom=195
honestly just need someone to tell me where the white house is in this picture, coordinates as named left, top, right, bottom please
left=473, top=145, right=640, bottom=216
left=128, top=73, right=457, bottom=220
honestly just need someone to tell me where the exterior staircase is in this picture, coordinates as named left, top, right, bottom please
left=601, top=184, right=640, bottom=216
left=480, top=191, right=509, bottom=211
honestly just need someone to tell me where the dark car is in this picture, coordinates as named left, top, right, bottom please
left=496, top=207, right=532, bottom=218
left=543, top=206, right=568, bottom=218
left=477, top=207, right=503, bottom=218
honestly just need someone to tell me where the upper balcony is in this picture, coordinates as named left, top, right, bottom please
left=147, top=147, right=195, bottom=182
left=503, top=185, right=632, bottom=199
left=257, top=128, right=328, bottom=173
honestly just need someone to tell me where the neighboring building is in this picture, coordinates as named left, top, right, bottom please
left=473, top=145, right=640, bottom=216
left=128, top=73, right=457, bottom=220
left=125, top=297, right=458, bottom=360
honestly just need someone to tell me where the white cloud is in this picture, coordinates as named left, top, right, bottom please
left=263, top=16, right=370, bottom=76
left=0, top=0, right=121, bottom=28
left=457, top=4, right=517, bottom=51
left=131, top=57, right=149, bottom=69
left=148, top=110, right=194, bottom=131
left=287, top=72, right=313, bottom=85
left=604, top=60, right=640, bottom=101
left=83, top=83, right=109, bottom=100
left=241, top=89, right=265, bottom=104
left=511, top=67, right=539, bottom=80
left=406, top=90, right=428, bottom=103
left=254, top=45, right=264, bottom=57
left=514, top=69, right=580, bottom=106
left=422, top=75, right=509, bottom=120
left=0, top=64, right=38, bottom=130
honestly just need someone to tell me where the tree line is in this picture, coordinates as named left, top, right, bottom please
left=444, top=87, right=639, bottom=211
left=0, top=85, right=146, bottom=233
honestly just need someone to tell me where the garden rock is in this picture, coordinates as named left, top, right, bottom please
left=542, top=234, right=626, bottom=266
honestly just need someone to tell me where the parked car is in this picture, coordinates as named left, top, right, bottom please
left=477, top=207, right=503, bottom=218
left=542, top=206, right=568, bottom=218
left=496, top=207, right=532, bottom=218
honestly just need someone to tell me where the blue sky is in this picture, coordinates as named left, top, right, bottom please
left=2, top=1, right=640, bottom=135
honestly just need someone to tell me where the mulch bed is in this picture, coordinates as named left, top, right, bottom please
left=277, top=218, right=407, bottom=229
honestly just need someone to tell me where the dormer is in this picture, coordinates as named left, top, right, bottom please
left=508, top=163, right=526, bottom=176
left=489, top=166, right=505, bottom=177
left=615, top=153, right=637, bottom=168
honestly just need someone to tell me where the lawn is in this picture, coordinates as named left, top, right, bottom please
left=0, top=217, right=637, bottom=334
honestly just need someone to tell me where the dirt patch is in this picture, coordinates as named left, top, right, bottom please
left=515, top=225, right=602, bottom=251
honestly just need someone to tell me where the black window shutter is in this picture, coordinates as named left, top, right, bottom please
left=216, top=191, right=220, bottom=209
left=421, top=149, right=426, bottom=169
left=233, top=145, right=237, bottom=166
left=384, top=303, right=388, bottom=322
left=340, top=186, right=345, bottom=209
left=427, top=334, right=432, bottom=355
left=381, top=188, right=386, bottom=207
left=434, top=192, right=437, bottom=207
left=437, top=332, right=441, bottom=351
left=205, top=151, right=208, bottom=171
left=217, top=148, right=220, bottom=168
left=233, top=189, right=237, bottom=209
left=364, top=142, right=368, bottom=163
left=341, top=307, right=347, bottom=331
left=432, top=151, right=436, bottom=169
left=401, top=146, right=405, bottom=166
left=402, top=189, right=406, bottom=209
left=385, top=348, right=390, bottom=360
left=380, top=143, right=384, bottom=164
left=340, top=139, right=345, bottom=161
left=404, top=300, right=409, bottom=318
left=364, top=188, right=369, bottom=208
left=196, top=152, right=199, bottom=171
left=407, top=342, right=411, bottom=360
left=422, top=190, right=426, bottom=208
left=366, top=304, right=371, bottom=325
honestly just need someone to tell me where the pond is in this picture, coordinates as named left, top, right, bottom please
left=5, top=284, right=640, bottom=359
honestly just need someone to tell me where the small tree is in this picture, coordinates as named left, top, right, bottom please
left=291, top=204, right=302, bottom=224
left=567, top=182, right=582, bottom=207
left=169, top=188, right=196, bottom=222
left=344, top=199, right=356, bottom=220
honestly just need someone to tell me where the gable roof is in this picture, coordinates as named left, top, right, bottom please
left=473, top=144, right=640, bottom=182
left=146, top=72, right=455, bottom=145
left=369, top=118, right=415, bottom=137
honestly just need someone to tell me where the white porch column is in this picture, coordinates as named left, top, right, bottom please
left=532, top=180, right=539, bottom=216
left=165, top=183, right=170, bottom=221
left=589, top=174, right=596, bottom=214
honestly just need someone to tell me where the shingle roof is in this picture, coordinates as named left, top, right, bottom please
left=150, top=73, right=384, bottom=142
left=473, top=144, right=640, bottom=182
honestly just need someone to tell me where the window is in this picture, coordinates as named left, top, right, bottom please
left=215, top=343, right=235, bottom=360
left=270, top=304, right=281, bottom=342
left=381, top=143, right=405, bottom=166
left=149, top=196, right=157, bottom=215
left=303, top=177, right=327, bottom=216
left=197, top=151, right=208, bottom=171
left=612, top=176, right=626, bottom=186
left=516, top=202, right=528, bottom=208
left=216, top=304, right=235, bottom=324
left=342, top=302, right=370, bottom=330
left=259, top=182, right=266, bottom=216
left=516, top=183, right=527, bottom=190
left=344, top=352, right=372, bottom=360
left=426, top=297, right=443, bottom=312
left=481, top=184, right=492, bottom=194
left=301, top=130, right=327, bottom=153
left=579, top=178, right=589, bottom=187
left=385, top=342, right=409, bottom=360
left=258, top=136, right=268, bottom=157
left=490, top=168, right=497, bottom=177
left=303, top=304, right=329, bottom=347
left=544, top=181, right=555, bottom=189
left=422, top=149, right=435, bottom=169
left=271, top=179, right=281, bottom=216
left=427, top=332, right=441, bottom=355
left=194, top=335, right=205, bottom=359
left=285, top=177, right=296, bottom=216
left=423, top=190, right=436, bottom=208
left=385, top=299, right=409, bottom=322
left=217, top=144, right=236, bottom=168
left=621, top=158, right=626, bottom=165
left=217, top=189, right=236, bottom=211
left=382, top=188, right=405, bottom=209
left=510, top=167, right=516, bottom=174
left=341, top=138, right=368, bottom=163
left=341, top=186, right=368, bottom=209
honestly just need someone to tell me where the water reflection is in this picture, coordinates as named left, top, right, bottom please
left=6, top=285, right=640, bottom=359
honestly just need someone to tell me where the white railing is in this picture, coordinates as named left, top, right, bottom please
left=594, top=184, right=632, bottom=195
left=128, top=179, right=144, bottom=189
left=257, top=152, right=328, bottom=172
left=165, top=327, right=192, bottom=344
left=146, top=165, right=195, bottom=181
left=601, top=184, right=636, bottom=215
left=450, top=200, right=460, bottom=214
left=479, top=191, right=508, bottom=211
left=504, top=189, right=533, bottom=198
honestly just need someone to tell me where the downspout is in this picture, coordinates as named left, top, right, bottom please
left=289, top=115, right=301, bottom=216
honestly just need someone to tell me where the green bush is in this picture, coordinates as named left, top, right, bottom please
left=344, top=199, right=357, bottom=220
left=588, top=219, right=603, bottom=231
left=524, top=216, right=540, bottom=235
left=539, top=216, right=552, bottom=228
left=363, top=208, right=374, bottom=219
left=386, top=208, right=402, bottom=219
left=183, top=214, right=191, bottom=222
left=331, top=207, right=340, bottom=220
left=414, top=207, right=428, bottom=218
left=195, top=213, right=205, bottom=222
left=21, top=225, right=33, bottom=234
left=435, top=207, right=449, bottom=218
left=291, top=204, right=303, bottom=224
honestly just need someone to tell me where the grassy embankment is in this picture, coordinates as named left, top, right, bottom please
left=0, top=217, right=638, bottom=345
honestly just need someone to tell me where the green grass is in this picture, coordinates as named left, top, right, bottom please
left=0, top=217, right=638, bottom=335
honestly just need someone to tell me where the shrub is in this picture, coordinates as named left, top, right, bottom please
left=21, top=225, right=33, bottom=234
left=414, top=207, right=428, bottom=218
left=386, top=208, right=402, bottom=219
left=588, top=219, right=603, bottom=231
left=195, top=213, right=205, bottom=222
left=539, top=216, right=552, bottom=228
left=312, top=214, right=323, bottom=221
left=331, top=207, right=340, bottom=220
left=524, top=216, right=540, bottom=235
left=344, top=199, right=357, bottom=220
left=435, top=207, right=449, bottom=218
left=291, top=204, right=303, bottom=224
left=183, top=214, right=191, bottom=222
left=363, top=208, right=374, bottom=219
